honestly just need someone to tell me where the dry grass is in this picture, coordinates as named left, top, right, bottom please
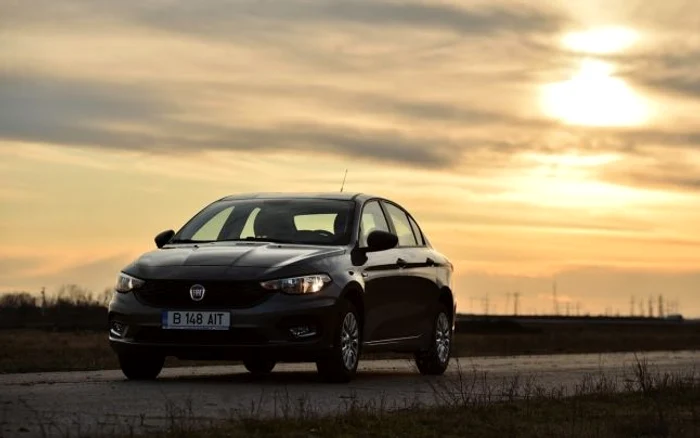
left=456, top=328, right=700, bottom=356
left=0, top=330, right=228, bottom=373
left=7, top=354, right=699, bottom=438
left=143, top=360, right=700, bottom=438
left=148, top=390, right=700, bottom=438
left=0, top=330, right=117, bottom=373
left=95, top=360, right=700, bottom=437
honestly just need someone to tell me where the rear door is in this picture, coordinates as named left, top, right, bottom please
left=381, top=201, right=438, bottom=339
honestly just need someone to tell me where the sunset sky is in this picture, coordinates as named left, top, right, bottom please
left=1, top=0, right=699, bottom=317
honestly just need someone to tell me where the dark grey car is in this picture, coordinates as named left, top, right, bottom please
left=109, top=192, right=455, bottom=382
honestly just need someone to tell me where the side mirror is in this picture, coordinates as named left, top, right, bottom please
left=155, top=230, right=175, bottom=248
left=366, top=230, right=398, bottom=253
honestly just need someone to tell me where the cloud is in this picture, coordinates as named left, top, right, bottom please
left=616, top=44, right=700, bottom=100
left=0, top=73, right=167, bottom=147
left=0, top=71, right=541, bottom=169
left=82, top=0, right=569, bottom=38
left=646, top=174, right=700, bottom=191
left=416, top=204, right=654, bottom=234
left=325, top=88, right=557, bottom=129
left=601, top=158, right=700, bottom=193
left=175, top=121, right=464, bottom=168
left=0, top=0, right=576, bottom=172
left=4, top=0, right=700, bottom=184
left=643, top=75, right=700, bottom=100
left=624, top=129, right=700, bottom=148
left=581, top=124, right=700, bottom=194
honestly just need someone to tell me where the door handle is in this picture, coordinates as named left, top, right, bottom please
left=396, top=258, right=408, bottom=268
left=426, top=258, right=435, bottom=266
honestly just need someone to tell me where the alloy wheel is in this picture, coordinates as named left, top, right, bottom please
left=340, top=312, right=359, bottom=370
left=435, top=312, right=451, bottom=364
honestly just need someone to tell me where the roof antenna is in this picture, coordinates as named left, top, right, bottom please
left=340, top=169, right=348, bottom=192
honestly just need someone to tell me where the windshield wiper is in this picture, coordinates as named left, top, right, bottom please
left=170, top=237, right=296, bottom=245
left=170, top=239, right=215, bottom=244
left=221, top=237, right=295, bottom=244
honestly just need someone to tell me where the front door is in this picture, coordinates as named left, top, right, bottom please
left=356, top=200, right=408, bottom=342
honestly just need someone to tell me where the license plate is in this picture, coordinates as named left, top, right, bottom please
left=162, top=311, right=230, bottom=330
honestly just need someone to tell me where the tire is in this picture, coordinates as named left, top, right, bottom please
left=118, top=353, right=165, bottom=380
left=415, top=306, right=452, bottom=375
left=243, top=358, right=276, bottom=375
left=316, top=301, right=361, bottom=383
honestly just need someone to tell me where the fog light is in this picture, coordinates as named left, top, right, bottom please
left=289, top=325, right=317, bottom=339
left=110, top=321, right=127, bottom=338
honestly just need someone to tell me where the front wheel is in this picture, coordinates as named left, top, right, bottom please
left=316, top=301, right=361, bottom=383
left=118, top=353, right=165, bottom=380
left=415, top=308, right=452, bottom=375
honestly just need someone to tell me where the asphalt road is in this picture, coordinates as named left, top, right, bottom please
left=2, top=351, right=698, bottom=438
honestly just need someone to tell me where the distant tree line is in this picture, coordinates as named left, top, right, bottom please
left=0, top=286, right=532, bottom=333
left=3, top=285, right=685, bottom=333
left=0, top=285, right=111, bottom=330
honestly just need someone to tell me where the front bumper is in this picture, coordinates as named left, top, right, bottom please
left=108, top=289, right=340, bottom=361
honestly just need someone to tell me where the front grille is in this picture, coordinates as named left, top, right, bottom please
left=133, top=327, right=267, bottom=345
left=135, top=280, right=272, bottom=309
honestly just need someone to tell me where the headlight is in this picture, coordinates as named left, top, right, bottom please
left=115, top=272, right=145, bottom=293
left=260, top=274, right=331, bottom=295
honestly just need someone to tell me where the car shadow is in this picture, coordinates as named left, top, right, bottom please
left=152, top=369, right=430, bottom=385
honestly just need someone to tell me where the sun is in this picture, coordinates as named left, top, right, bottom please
left=540, top=59, right=650, bottom=127
left=562, top=26, right=640, bottom=55
left=541, top=25, right=651, bottom=127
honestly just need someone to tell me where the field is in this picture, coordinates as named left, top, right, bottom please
left=2, top=318, right=699, bottom=374
left=1, top=291, right=698, bottom=374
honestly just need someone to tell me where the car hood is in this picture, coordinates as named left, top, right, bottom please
left=134, top=242, right=345, bottom=269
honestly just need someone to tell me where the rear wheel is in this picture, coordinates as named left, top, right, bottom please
left=316, top=301, right=360, bottom=383
left=243, top=358, right=276, bottom=375
left=118, top=353, right=165, bottom=380
left=415, top=307, right=452, bottom=375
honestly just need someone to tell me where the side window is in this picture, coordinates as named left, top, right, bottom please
left=383, top=203, right=418, bottom=247
left=408, top=216, right=425, bottom=246
left=192, top=207, right=234, bottom=241
left=359, top=201, right=390, bottom=247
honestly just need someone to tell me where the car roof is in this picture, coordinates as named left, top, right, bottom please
left=218, top=192, right=379, bottom=203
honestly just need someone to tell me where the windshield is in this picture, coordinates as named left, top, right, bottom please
left=173, top=198, right=356, bottom=246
